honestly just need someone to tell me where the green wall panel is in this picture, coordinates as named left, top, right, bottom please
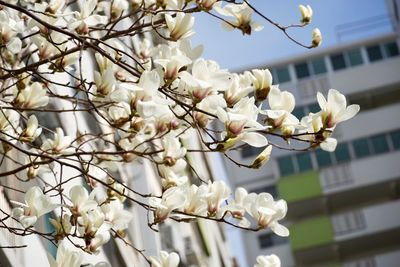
left=277, top=170, right=321, bottom=203
left=289, top=216, right=334, bottom=251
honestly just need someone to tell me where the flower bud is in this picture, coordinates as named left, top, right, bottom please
left=312, top=28, right=322, bottom=48
left=299, top=5, right=313, bottom=24
left=250, top=145, right=272, bottom=169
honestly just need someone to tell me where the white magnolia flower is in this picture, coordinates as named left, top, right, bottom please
left=12, top=186, right=58, bottom=228
left=250, top=145, right=272, bottom=169
left=69, top=185, right=98, bottom=215
left=312, top=28, right=322, bottom=47
left=262, top=86, right=299, bottom=135
left=154, top=54, right=192, bottom=82
left=0, top=10, right=24, bottom=54
left=180, top=59, right=231, bottom=102
left=244, top=193, right=289, bottom=236
left=49, top=214, right=72, bottom=239
left=254, top=254, right=281, bottom=267
left=317, top=89, right=360, bottom=129
left=165, top=13, right=195, bottom=40
left=223, top=187, right=250, bottom=227
left=197, top=0, right=218, bottom=10
left=160, top=135, right=186, bottom=166
left=250, top=69, right=273, bottom=102
left=15, top=82, right=49, bottom=108
left=150, top=187, right=186, bottom=222
left=299, top=113, right=338, bottom=152
left=69, top=0, right=108, bottom=34
left=41, top=128, right=74, bottom=154
left=47, top=240, right=84, bottom=267
left=149, top=251, right=180, bottom=267
left=214, top=2, right=263, bottom=35
left=101, top=199, right=133, bottom=231
left=224, top=73, right=253, bottom=107
left=207, top=181, right=231, bottom=216
left=183, top=184, right=208, bottom=216
left=299, top=4, right=313, bottom=24
left=20, top=115, right=42, bottom=142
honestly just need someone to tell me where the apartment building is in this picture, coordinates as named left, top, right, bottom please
left=222, top=27, right=400, bottom=267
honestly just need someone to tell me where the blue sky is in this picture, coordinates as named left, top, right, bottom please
left=192, top=0, right=392, bottom=70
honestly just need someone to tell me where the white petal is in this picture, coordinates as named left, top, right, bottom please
left=241, top=132, right=268, bottom=147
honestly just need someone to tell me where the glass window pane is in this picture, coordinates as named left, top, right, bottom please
left=292, top=106, right=306, bottom=119
left=367, top=45, right=383, bottom=62
left=258, top=233, right=287, bottom=248
left=384, top=42, right=399, bottom=57
left=276, top=66, right=291, bottom=83
left=295, top=62, right=310, bottom=79
left=390, top=130, right=400, bottom=150
left=278, top=156, right=295, bottom=176
left=311, top=58, right=327, bottom=75
left=353, top=138, right=371, bottom=158
left=296, top=153, right=313, bottom=172
left=347, top=48, right=363, bottom=66
left=315, top=149, right=333, bottom=167
left=371, top=134, right=389, bottom=154
left=334, top=143, right=351, bottom=163
left=308, top=103, right=320, bottom=113
left=330, top=54, right=347, bottom=70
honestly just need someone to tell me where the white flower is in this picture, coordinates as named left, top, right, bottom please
left=244, top=193, right=289, bottom=236
left=251, top=69, right=273, bottom=102
left=149, top=251, right=180, bottom=267
left=250, top=145, right=272, bottom=169
left=41, top=128, right=74, bottom=154
left=69, top=185, right=98, bottom=215
left=254, top=254, right=281, bottom=267
left=12, top=186, right=58, bottom=228
left=160, top=135, right=186, bottom=166
left=299, top=113, right=338, bottom=152
left=214, top=2, right=263, bottom=35
left=317, top=89, right=360, bottom=129
left=312, top=28, right=322, bottom=47
left=165, top=13, right=195, bottom=40
left=20, top=115, right=42, bottom=142
left=207, top=181, right=230, bottom=216
left=299, top=5, right=313, bottom=24
left=180, top=59, right=231, bottom=101
left=150, top=187, right=186, bottom=222
left=15, top=82, right=49, bottom=108
left=49, top=214, right=72, bottom=239
left=69, top=0, right=108, bottom=34
left=101, top=199, right=133, bottom=231
left=262, top=86, right=298, bottom=135
left=47, top=240, right=84, bottom=267
left=183, top=184, right=208, bottom=215
left=223, top=187, right=250, bottom=227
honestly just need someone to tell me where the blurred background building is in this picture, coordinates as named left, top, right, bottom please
left=221, top=1, right=400, bottom=266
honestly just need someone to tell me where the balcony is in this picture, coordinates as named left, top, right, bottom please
left=289, top=200, right=400, bottom=266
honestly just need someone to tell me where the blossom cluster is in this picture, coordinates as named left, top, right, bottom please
left=0, top=0, right=359, bottom=266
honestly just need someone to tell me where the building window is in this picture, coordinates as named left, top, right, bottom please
left=384, top=41, right=399, bottom=57
left=258, top=233, right=287, bottom=248
left=390, top=130, right=400, bottom=150
left=278, top=156, right=295, bottom=176
left=334, top=143, right=351, bottom=163
left=292, top=106, right=306, bottom=119
left=296, top=153, right=313, bottom=172
left=310, top=57, right=327, bottom=75
left=295, top=62, right=310, bottom=79
left=366, top=45, right=383, bottom=62
left=370, top=134, right=389, bottom=154
left=330, top=53, right=347, bottom=70
left=307, top=103, right=320, bottom=113
left=275, top=66, right=291, bottom=83
left=315, top=149, right=333, bottom=167
left=347, top=48, right=364, bottom=66
left=353, top=138, right=371, bottom=158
